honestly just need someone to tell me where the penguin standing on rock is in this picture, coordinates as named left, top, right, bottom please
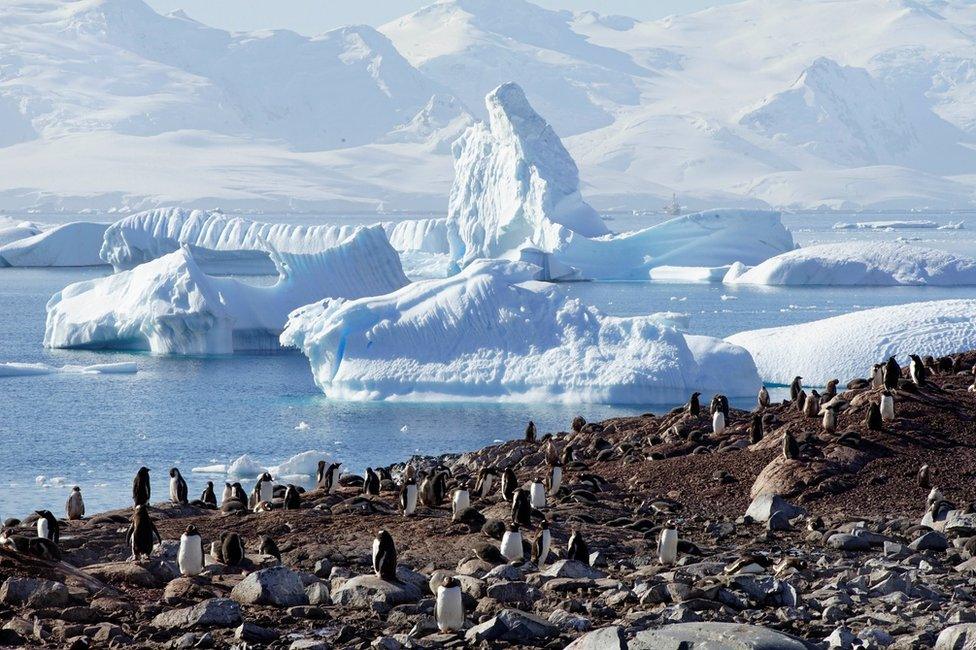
left=363, top=468, right=380, bottom=496
left=687, top=392, right=701, bottom=417
left=169, top=468, right=188, bottom=505
left=436, top=576, right=464, bottom=633
left=880, top=391, right=895, bottom=421
left=803, top=391, right=819, bottom=418
left=319, top=462, right=341, bottom=493
left=259, top=535, right=281, bottom=563
left=917, top=464, right=931, bottom=489
left=220, top=532, right=245, bottom=566
left=794, top=389, right=806, bottom=413
left=710, top=395, right=729, bottom=420
left=500, top=524, right=523, bottom=563
left=658, top=522, right=678, bottom=566
left=822, top=406, right=838, bottom=434
left=824, top=379, right=839, bottom=401
left=524, top=420, right=536, bottom=443
left=532, top=520, right=551, bottom=566
left=475, top=467, right=497, bottom=499
left=221, top=482, right=233, bottom=504
left=909, top=354, right=927, bottom=386
left=789, top=377, right=803, bottom=402
left=712, top=409, right=726, bottom=435
left=783, top=432, right=800, bottom=460
left=373, top=530, right=397, bottom=581
left=758, top=385, right=770, bottom=409
left=177, top=525, right=205, bottom=576
left=871, top=364, right=884, bottom=389
left=200, top=482, right=217, bottom=507
left=65, top=486, right=85, bottom=520
left=529, top=478, right=546, bottom=509
left=567, top=529, right=589, bottom=563
left=283, top=484, right=301, bottom=510
left=750, top=414, right=763, bottom=444
left=452, top=485, right=470, bottom=517
left=126, top=505, right=161, bottom=561
left=230, top=482, right=247, bottom=504
left=35, top=510, right=59, bottom=545
left=884, top=357, right=901, bottom=390
left=547, top=461, right=562, bottom=496
left=866, top=402, right=883, bottom=431
left=258, top=472, right=274, bottom=504
left=132, top=467, right=151, bottom=506
left=501, top=467, right=517, bottom=503
left=400, top=477, right=418, bottom=517
left=512, top=489, right=532, bottom=526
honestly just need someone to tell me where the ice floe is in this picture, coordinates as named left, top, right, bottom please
left=0, top=361, right=137, bottom=377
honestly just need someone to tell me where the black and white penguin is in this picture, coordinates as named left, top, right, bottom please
left=248, top=482, right=261, bottom=511
left=909, top=354, right=927, bottom=386
left=283, top=484, right=301, bottom=510
left=547, top=461, right=563, bottom=496
left=499, top=524, right=523, bottom=563
left=452, top=485, right=470, bottom=518
left=178, top=524, right=205, bottom=576
left=918, top=464, right=931, bottom=488
left=319, top=462, right=341, bottom=493
left=220, top=531, right=245, bottom=566
left=200, top=481, right=217, bottom=507
left=1, top=530, right=61, bottom=562
left=712, top=409, right=726, bottom=435
left=529, top=478, right=546, bottom=509
left=783, top=432, right=800, bottom=460
left=316, top=460, right=328, bottom=489
left=687, top=392, right=701, bottom=417
left=822, top=405, right=838, bottom=434
left=865, top=402, right=883, bottom=431
left=658, top=522, right=678, bottom=566
left=169, top=468, right=188, bottom=505
left=789, top=376, right=803, bottom=402
left=433, top=471, right=448, bottom=505
left=871, top=364, right=884, bottom=389
left=132, top=466, right=151, bottom=506
left=880, top=390, right=895, bottom=421
left=258, top=472, right=274, bottom=504
left=758, top=385, right=770, bottom=409
left=710, top=394, right=729, bottom=420
left=373, top=530, right=397, bottom=581
left=511, top=488, right=532, bottom=526
left=258, top=535, right=281, bottom=563
left=125, top=505, right=161, bottom=561
left=230, top=482, right=247, bottom=504
left=501, top=467, right=517, bottom=503
left=400, top=477, right=418, bottom=517
left=794, top=389, right=806, bottom=413
left=561, top=444, right=577, bottom=465
left=566, top=529, right=589, bottom=563
left=884, top=356, right=901, bottom=390
left=221, top=482, right=233, bottom=504
left=524, top=420, right=536, bottom=443
left=749, top=413, right=763, bottom=444
left=475, top=467, right=497, bottom=499
left=436, top=576, right=464, bottom=633
left=824, top=379, right=839, bottom=401
left=363, top=468, right=380, bottom=496
left=65, top=486, right=85, bottom=520
left=35, top=510, right=59, bottom=545
left=531, top=520, right=551, bottom=567
left=803, top=390, right=819, bottom=418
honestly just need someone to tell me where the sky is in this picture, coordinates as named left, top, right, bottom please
left=144, top=0, right=737, bottom=34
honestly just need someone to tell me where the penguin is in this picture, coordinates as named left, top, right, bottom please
left=132, top=466, right=151, bottom=506
left=547, top=462, right=562, bottom=496
left=400, top=477, right=418, bottom=517
left=316, top=460, right=328, bottom=489
left=529, top=478, right=546, bottom=509
left=794, top=389, right=806, bottom=413
left=866, top=402, right=883, bottom=431
left=499, top=524, right=523, bottom=563
left=258, top=472, right=274, bottom=504
left=524, top=420, right=536, bottom=443
left=435, top=576, right=464, bottom=633
left=475, top=467, right=497, bottom=499
left=194, top=481, right=215, bottom=507
left=884, top=356, right=901, bottom=390
left=658, top=523, right=678, bottom=566
left=917, top=464, right=931, bottom=489
left=177, top=524, right=205, bottom=576
left=927, top=486, right=944, bottom=508
left=377, top=467, right=393, bottom=483
left=501, top=467, right=517, bottom=503
left=909, top=354, right=927, bottom=386
left=871, top=364, right=884, bottom=389
left=561, top=444, right=577, bottom=465
left=363, top=468, right=380, bottom=496
left=0, top=530, right=61, bottom=562
left=758, top=385, right=770, bottom=409
left=320, top=462, right=342, bottom=493
left=220, top=531, right=245, bottom=566
left=248, top=482, right=261, bottom=511
left=35, top=510, right=59, bottom=545
left=125, top=505, right=161, bottom=561
left=566, top=529, right=588, bottom=563
left=230, top=482, right=247, bottom=504
left=283, top=484, right=301, bottom=510
left=511, top=488, right=532, bottom=527
left=433, top=471, right=448, bottom=505
left=169, top=468, right=188, bottom=505
left=789, top=376, right=803, bottom=401
left=452, top=485, right=470, bottom=518
left=783, top=432, right=800, bottom=460
left=373, top=530, right=397, bottom=581
left=710, top=394, right=729, bottom=420
left=749, top=413, right=763, bottom=444
left=824, top=379, right=839, bottom=401
left=803, top=391, right=819, bottom=418
left=531, top=520, right=551, bottom=567
left=258, top=535, right=281, bottom=563
left=65, top=486, right=85, bottom=520
left=880, top=391, right=895, bottom=421
left=712, top=409, right=726, bottom=436
left=571, top=416, right=586, bottom=433
left=221, top=482, right=233, bottom=504
left=687, top=392, right=701, bottom=417
left=822, top=406, right=838, bottom=434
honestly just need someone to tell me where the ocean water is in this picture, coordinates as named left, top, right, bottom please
left=0, top=210, right=974, bottom=516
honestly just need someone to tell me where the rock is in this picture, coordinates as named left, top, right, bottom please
left=465, top=608, right=559, bottom=643
left=745, top=494, right=805, bottom=523
left=548, top=608, right=591, bottom=633
left=152, top=598, right=242, bottom=629
left=826, top=626, right=857, bottom=649
left=290, top=640, right=331, bottom=650
left=485, top=581, right=538, bottom=606
left=87, top=561, right=163, bottom=588
left=540, top=560, right=607, bottom=580
left=332, top=574, right=423, bottom=609
left=0, top=577, right=70, bottom=608
left=826, top=533, right=871, bottom=551
left=631, top=622, right=813, bottom=649
left=305, top=581, right=331, bottom=605
left=565, top=625, right=623, bottom=649
left=231, top=566, right=309, bottom=607
left=313, top=559, right=333, bottom=578
left=483, top=564, right=524, bottom=582
left=236, top=622, right=278, bottom=643
left=767, top=510, right=792, bottom=531
left=936, top=623, right=976, bottom=649
left=910, top=531, right=949, bottom=552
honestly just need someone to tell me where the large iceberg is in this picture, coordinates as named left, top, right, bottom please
left=0, top=219, right=42, bottom=247
left=281, top=259, right=760, bottom=404
left=45, top=226, right=409, bottom=354
left=446, top=83, right=794, bottom=279
left=726, top=299, right=976, bottom=386
left=0, top=222, right=108, bottom=267
left=724, top=242, right=976, bottom=286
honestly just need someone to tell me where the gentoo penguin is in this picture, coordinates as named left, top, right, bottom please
left=547, top=462, right=562, bottom=496
left=169, top=468, right=188, bottom=505
left=712, top=409, right=726, bottom=436
left=658, top=523, right=678, bottom=566
left=750, top=414, right=763, bottom=444
left=866, top=402, right=883, bottom=431
left=803, top=391, right=819, bottom=418
left=221, top=482, right=233, bottom=504
left=65, top=486, right=85, bottom=520
left=871, top=364, right=884, bottom=389
left=880, top=391, right=895, bottom=421
left=783, top=432, right=800, bottom=460
left=687, top=392, right=701, bottom=417
left=320, top=462, right=341, bottom=493
left=35, top=510, right=59, bottom=544
left=758, top=385, right=770, bottom=409
left=909, top=354, right=927, bottom=386
left=822, top=406, right=838, bottom=434
left=125, top=505, right=161, bottom=561
left=917, top=464, right=931, bottom=489
left=501, top=467, right=517, bottom=503
left=524, top=420, right=536, bottom=443
left=794, top=389, right=806, bottom=413
left=824, top=379, right=839, bottom=401
left=789, top=376, right=803, bottom=402
left=363, top=468, right=380, bottom=496
left=283, top=484, right=301, bottom=510
left=710, top=394, right=729, bottom=420
left=400, top=477, right=418, bottom=517
left=177, top=524, right=205, bottom=576
left=258, top=472, right=274, bottom=504
left=500, top=524, right=523, bottom=563
left=884, top=356, right=901, bottom=390
left=475, top=467, right=497, bottom=499
left=230, top=482, right=247, bottom=504
left=220, top=531, right=245, bottom=566
left=373, top=530, right=397, bottom=581
left=566, top=529, right=588, bottom=563
left=452, top=485, right=470, bottom=518
left=258, top=535, right=281, bottom=563
left=531, top=520, right=551, bottom=567
left=200, top=481, right=217, bottom=507
left=512, top=489, right=532, bottom=526
left=436, top=576, right=464, bottom=633
left=529, top=478, right=546, bottom=509
left=132, top=466, right=151, bottom=506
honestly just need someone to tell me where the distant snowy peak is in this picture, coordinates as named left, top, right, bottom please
left=380, top=94, right=474, bottom=152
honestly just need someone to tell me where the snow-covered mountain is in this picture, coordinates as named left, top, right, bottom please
left=1, top=0, right=974, bottom=212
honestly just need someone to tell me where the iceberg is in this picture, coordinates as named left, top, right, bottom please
left=726, top=299, right=976, bottom=386
left=0, top=361, right=137, bottom=377
left=281, top=259, right=761, bottom=404
left=832, top=220, right=941, bottom=230
left=45, top=225, right=409, bottom=354
left=0, top=222, right=108, bottom=267
left=724, top=242, right=976, bottom=286
left=648, top=265, right=733, bottom=283
left=0, top=220, right=42, bottom=247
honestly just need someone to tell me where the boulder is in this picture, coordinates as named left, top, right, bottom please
left=0, top=577, right=70, bottom=608
left=910, top=531, right=949, bottom=552
left=826, top=534, right=871, bottom=552
left=231, top=567, right=309, bottom=607
left=744, top=494, right=805, bottom=523
left=465, top=608, right=558, bottom=643
left=540, top=560, right=607, bottom=580
left=565, top=625, right=621, bottom=648
left=631, top=622, right=813, bottom=649
left=331, top=575, right=423, bottom=609
left=87, top=562, right=164, bottom=588
left=936, top=623, right=976, bottom=649
left=151, top=598, right=242, bottom=629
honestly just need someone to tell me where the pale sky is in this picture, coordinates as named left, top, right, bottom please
left=144, top=0, right=737, bottom=35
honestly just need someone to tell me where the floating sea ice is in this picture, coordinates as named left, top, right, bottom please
left=400, top=425, right=409, bottom=432
left=227, top=454, right=268, bottom=478
left=271, top=450, right=332, bottom=478
left=720, top=295, right=738, bottom=301
left=191, top=464, right=228, bottom=474
left=294, top=421, right=310, bottom=431
left=35, top=475, right=45, bottom=485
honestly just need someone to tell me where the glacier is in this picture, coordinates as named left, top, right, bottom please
left=726, top=299, right=976, bottom=386
left=45, top=225, right=409, bottom=355
left=0, top=222, right=108, bottom=267
left=280, top=259, right=761, bottom=404
left=724, top=242, right=976, bottom=286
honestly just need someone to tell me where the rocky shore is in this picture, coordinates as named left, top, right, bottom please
left=2, top=352, right=976, bottom=649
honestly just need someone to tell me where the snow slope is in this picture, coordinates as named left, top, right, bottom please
left=725, top=243, right=976, bottom=286
left=0, top=222, right=108, bottom=267
left=46, top=226, right=409, bottom=354
left=280, top=259, right=761, bottom=404
left=726, top=300, right=976, bottom=386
